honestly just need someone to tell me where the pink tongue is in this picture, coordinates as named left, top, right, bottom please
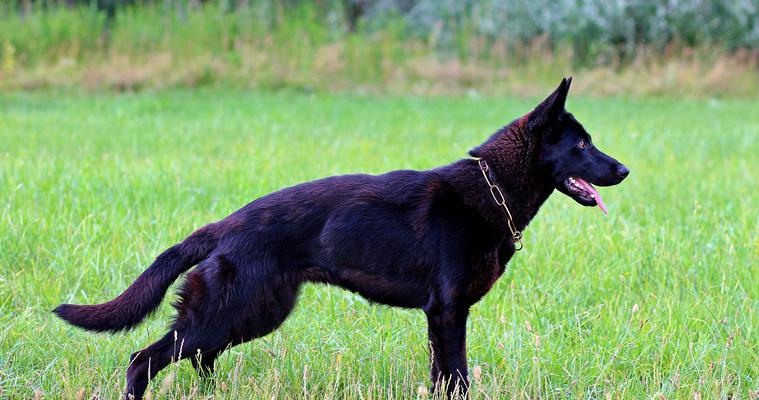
left=575, top=178, right=608, bottom=214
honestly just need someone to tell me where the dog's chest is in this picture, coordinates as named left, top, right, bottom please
left=465, top=244, right=514, bottom=301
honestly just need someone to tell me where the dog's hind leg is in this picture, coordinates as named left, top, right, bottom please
left=229, top=271, right=300, bottom=345
left=190, top=348, right=221, bottom=379
left=177, top=257, right=300, bottom=378
left=125, top=317, right=232, bottom=399
left=125, top=329, right=231, bottom=399
left=190, top=346, right=224, bottom=397
left=124, top=260, right=232, bottom=399
left=124, top=332, right=176, bottom=400
left=182, top=268, right=301, bottom=391
left=123, top=257, right=300, bottom=399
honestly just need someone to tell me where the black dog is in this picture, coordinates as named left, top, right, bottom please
left=55, top=78, right=628, bottom=399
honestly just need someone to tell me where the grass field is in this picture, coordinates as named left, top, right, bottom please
left=0, top=90, right=757, bottom=399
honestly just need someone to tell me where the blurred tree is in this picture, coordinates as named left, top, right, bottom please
left=344, top=0, right=368, bottom=32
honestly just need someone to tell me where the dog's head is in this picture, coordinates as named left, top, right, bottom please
left=531, top=78, right=629, bottom=213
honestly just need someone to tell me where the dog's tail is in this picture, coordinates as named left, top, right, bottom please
left=53, top=224, right=221, bottom=332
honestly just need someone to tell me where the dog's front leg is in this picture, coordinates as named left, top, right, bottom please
left=426, top=306, right=469, bottom=398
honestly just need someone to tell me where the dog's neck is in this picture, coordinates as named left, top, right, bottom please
left=446, top=116, right=555, bottom=234
left=476, top=154, right=554, bottom=231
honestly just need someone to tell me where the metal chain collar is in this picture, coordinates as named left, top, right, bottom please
left=473, top=157, right=524, bottom=251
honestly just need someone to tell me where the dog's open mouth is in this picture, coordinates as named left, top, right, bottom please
left=564, top=177, right=608, bottom=214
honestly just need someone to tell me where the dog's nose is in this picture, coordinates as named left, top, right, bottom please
left=617, top=164, right=630, bottom=178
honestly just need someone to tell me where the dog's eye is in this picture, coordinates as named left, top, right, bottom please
left=577, top=139, right=586, bottom=149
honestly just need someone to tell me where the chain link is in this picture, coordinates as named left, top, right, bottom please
left=476, top=158, right=524, bottom=250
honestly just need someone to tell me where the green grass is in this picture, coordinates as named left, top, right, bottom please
left=0, top=89, right=757, bottom=399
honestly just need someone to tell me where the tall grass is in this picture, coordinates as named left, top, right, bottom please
left=0, top=1, right=757, bottom=95
left=0, top=4, right=105, bottom=65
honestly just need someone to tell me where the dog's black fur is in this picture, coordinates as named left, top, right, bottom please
left=55, top=78, right=628, bottom=399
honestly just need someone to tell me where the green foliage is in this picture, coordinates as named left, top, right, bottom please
left=1, top=0, right=757, bottom=69
left=0, top=4, right=105, bottom=65
left=0, top=1, right=757, bottom=95
left=401, top=0, right=759, bottom=63
left=0, top=90, right=757, bottom=398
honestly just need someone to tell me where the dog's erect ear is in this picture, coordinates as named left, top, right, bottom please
left=528, top=77, right=572, bottom=131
